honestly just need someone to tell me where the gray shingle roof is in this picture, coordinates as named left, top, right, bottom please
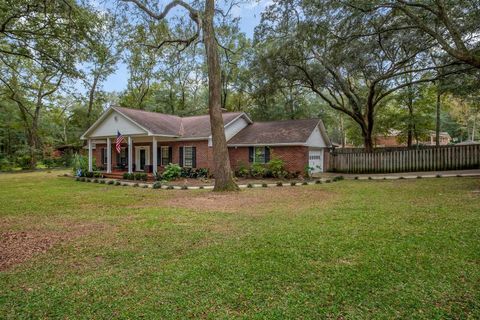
left=227, top=119, right=321, bottom=145
left=114, top=106, right=243, bottom=138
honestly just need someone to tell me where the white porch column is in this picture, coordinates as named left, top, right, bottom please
left=88, top=139, right=93, bottom=172
left=152, top=136, right=158, bottom=175
left=128, top=136, right=133, bottom=174
left=106, top=137, right=112, bottom=173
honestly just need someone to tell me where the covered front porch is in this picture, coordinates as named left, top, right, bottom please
left=86, top=136, right=162, bottom=175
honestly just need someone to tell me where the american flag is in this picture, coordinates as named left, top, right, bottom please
left=115, top=130, right=124, bottom=153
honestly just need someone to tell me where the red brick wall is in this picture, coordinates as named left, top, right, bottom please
left=271, top=146, right=309, bottom=173
left=93, top=142, right=311, bottom=174
left=228, top=146, right=309, bottom=173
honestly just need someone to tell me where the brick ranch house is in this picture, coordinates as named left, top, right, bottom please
left=81, top=106, right=332, bottom=177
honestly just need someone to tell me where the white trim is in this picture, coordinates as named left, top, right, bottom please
left=152, top=137, right=157, bottom=175
left=128, top=136, right=133, bottom=174
left=135, top=146, right=150, bottom=171
left=160, top=145, right=170, bottom=166
left=106, top=138, right=112, bottom=173
left=88, top=139, right=93, bottom=172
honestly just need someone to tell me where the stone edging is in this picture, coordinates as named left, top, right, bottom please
left=71, top=172, right=479, bottom=190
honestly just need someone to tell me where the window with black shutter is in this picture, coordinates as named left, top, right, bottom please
left=249, top=146, right=269, bottom=164
left=183, top=146, right=194, bottom=168
left=179, top=147, right=184, bottom=167
left=160, top=146, right=170, bottom=166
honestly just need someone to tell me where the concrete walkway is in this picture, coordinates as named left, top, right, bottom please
left=315, top=169, right=480, bottom=179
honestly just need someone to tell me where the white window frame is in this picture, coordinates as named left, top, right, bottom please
left=161, top=146, right=170, bottom=166
left=253, top=146, right=266, bottom=164
left=183, top=146, right=194, bottom=168
left=102, top=147, right=108, bottom=165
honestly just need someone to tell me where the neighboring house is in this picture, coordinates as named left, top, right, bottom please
left=425, top=132, right=452, bottom=145
left=80, top=106, right=332, bottom=176
left=375, top=130, right=452, bottom=147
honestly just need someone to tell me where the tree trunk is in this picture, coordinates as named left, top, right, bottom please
left=87, top=73, right=99, bottom=127
left=204, top=0, right=238, bottom=191
left=436, top=88, right=441, bottom=146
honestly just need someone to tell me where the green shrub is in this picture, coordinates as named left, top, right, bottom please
left=267, top=158, right=288, bottom=179
left=325, top=179, right=331, bottom=183
left=0, top=157, right=14, bottom=171
left=417, top=176, right=422, bottom=179
left=276, top=181, right=283, bottom=187
left=250, top=163, right=266, bottom=178
left=199, top=186, right=204, bottom=189
left=235, top=162, right=250, bottom=178
left=80, top=177, right=86, bottom=182
left=142, top=184, right=148, bottom=188
left=122, top=183, right=128, bottom=186
left=107, top=180, right=114, bottom=185
left=100, top=180, right=105, bottom=184
left=86, top=179, right=91, bottom=183
left=152, top=182, right=162, bottom=189
left=133, top=183, right=139, bottom=187
left=181, top=185, right=188, bottom=190
left=247, top=183, right=253, bottom=188
left=135, top=173, right=147, bottom=181
left=290, top=182, right=296, bottom=186
left=166, top=185, right=174, bottom=190
left=93, top=179, right=99, bottom=183
left=302, top=181, right=308, bottom=185
left=115, top=181, right=121, bottom=186
left=333, top=176, right=344, bottom=182
left=304, top=165, right=313, bottom=178
left=162, top=163, right=182, bottom=181
left=315, top=180, right=322, bottom=184
left=123, top=172, right=133, bottom=180
left=436, top=174, right=442, bottom=178
left=354, top=176, right=359, bottom=180
left=72, top=153, right=92, bottom=177
left=262, top=183, right=268, bottom=188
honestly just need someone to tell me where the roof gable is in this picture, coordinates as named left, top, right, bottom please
left=81, top=106, right=250, bottom=140
left=81, top=108, right=148, bottom=139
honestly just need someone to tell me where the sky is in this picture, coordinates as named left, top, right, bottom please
left=98, top=0, right=271, bottom=93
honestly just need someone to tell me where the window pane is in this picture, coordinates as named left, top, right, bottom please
left=184, top=147, right=193, bottom=167
left=161, top=146, right=170, bottom=165
left=254, top=147, right=265, bottom=163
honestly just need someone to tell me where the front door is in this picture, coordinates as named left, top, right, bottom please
left=135, top=146, right=150, bottom=171
left=139, top=149, right=146, bottom=170
left=309, top=149, right=324, bottom=173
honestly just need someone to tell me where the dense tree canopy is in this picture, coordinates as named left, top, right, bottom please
left=0, top=0, right=479, bottom=171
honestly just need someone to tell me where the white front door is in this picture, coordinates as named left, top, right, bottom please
left=309, top=149, right=324, bottom=173
left=135, top=146, right=150, bottom=171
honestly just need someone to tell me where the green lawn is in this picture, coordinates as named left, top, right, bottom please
left=0, top=171, right=479, bottom=319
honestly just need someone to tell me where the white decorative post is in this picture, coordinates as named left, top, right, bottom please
left=106, top=138, right=112, bottom=173
left=152, top=136, right=157, bottom=175
left=88, top=139, right=93, bottom=172
left=128, top=136, right=133, bottom=174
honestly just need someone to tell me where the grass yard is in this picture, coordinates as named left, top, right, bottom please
left=0, top=171, right=479, bottom=319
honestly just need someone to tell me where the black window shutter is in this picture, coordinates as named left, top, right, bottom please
left=248, top=147, right=254, bottom=163
left=157, top=147, right=161, bottom=165
left=168, top=146, right=173, bottom=164
left=264, top=147, right=270, bottom=163
left=192, top=147, right=196, bottom=168
left=179, top=147, right=184, bottom=166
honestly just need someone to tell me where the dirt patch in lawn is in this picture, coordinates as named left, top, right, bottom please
left=165, top=187, right=335, bottom=215
left=0, top=222, right=109, bottom=271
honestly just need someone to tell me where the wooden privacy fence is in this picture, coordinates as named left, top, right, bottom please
left=328, top=144, right=480, bottom=173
